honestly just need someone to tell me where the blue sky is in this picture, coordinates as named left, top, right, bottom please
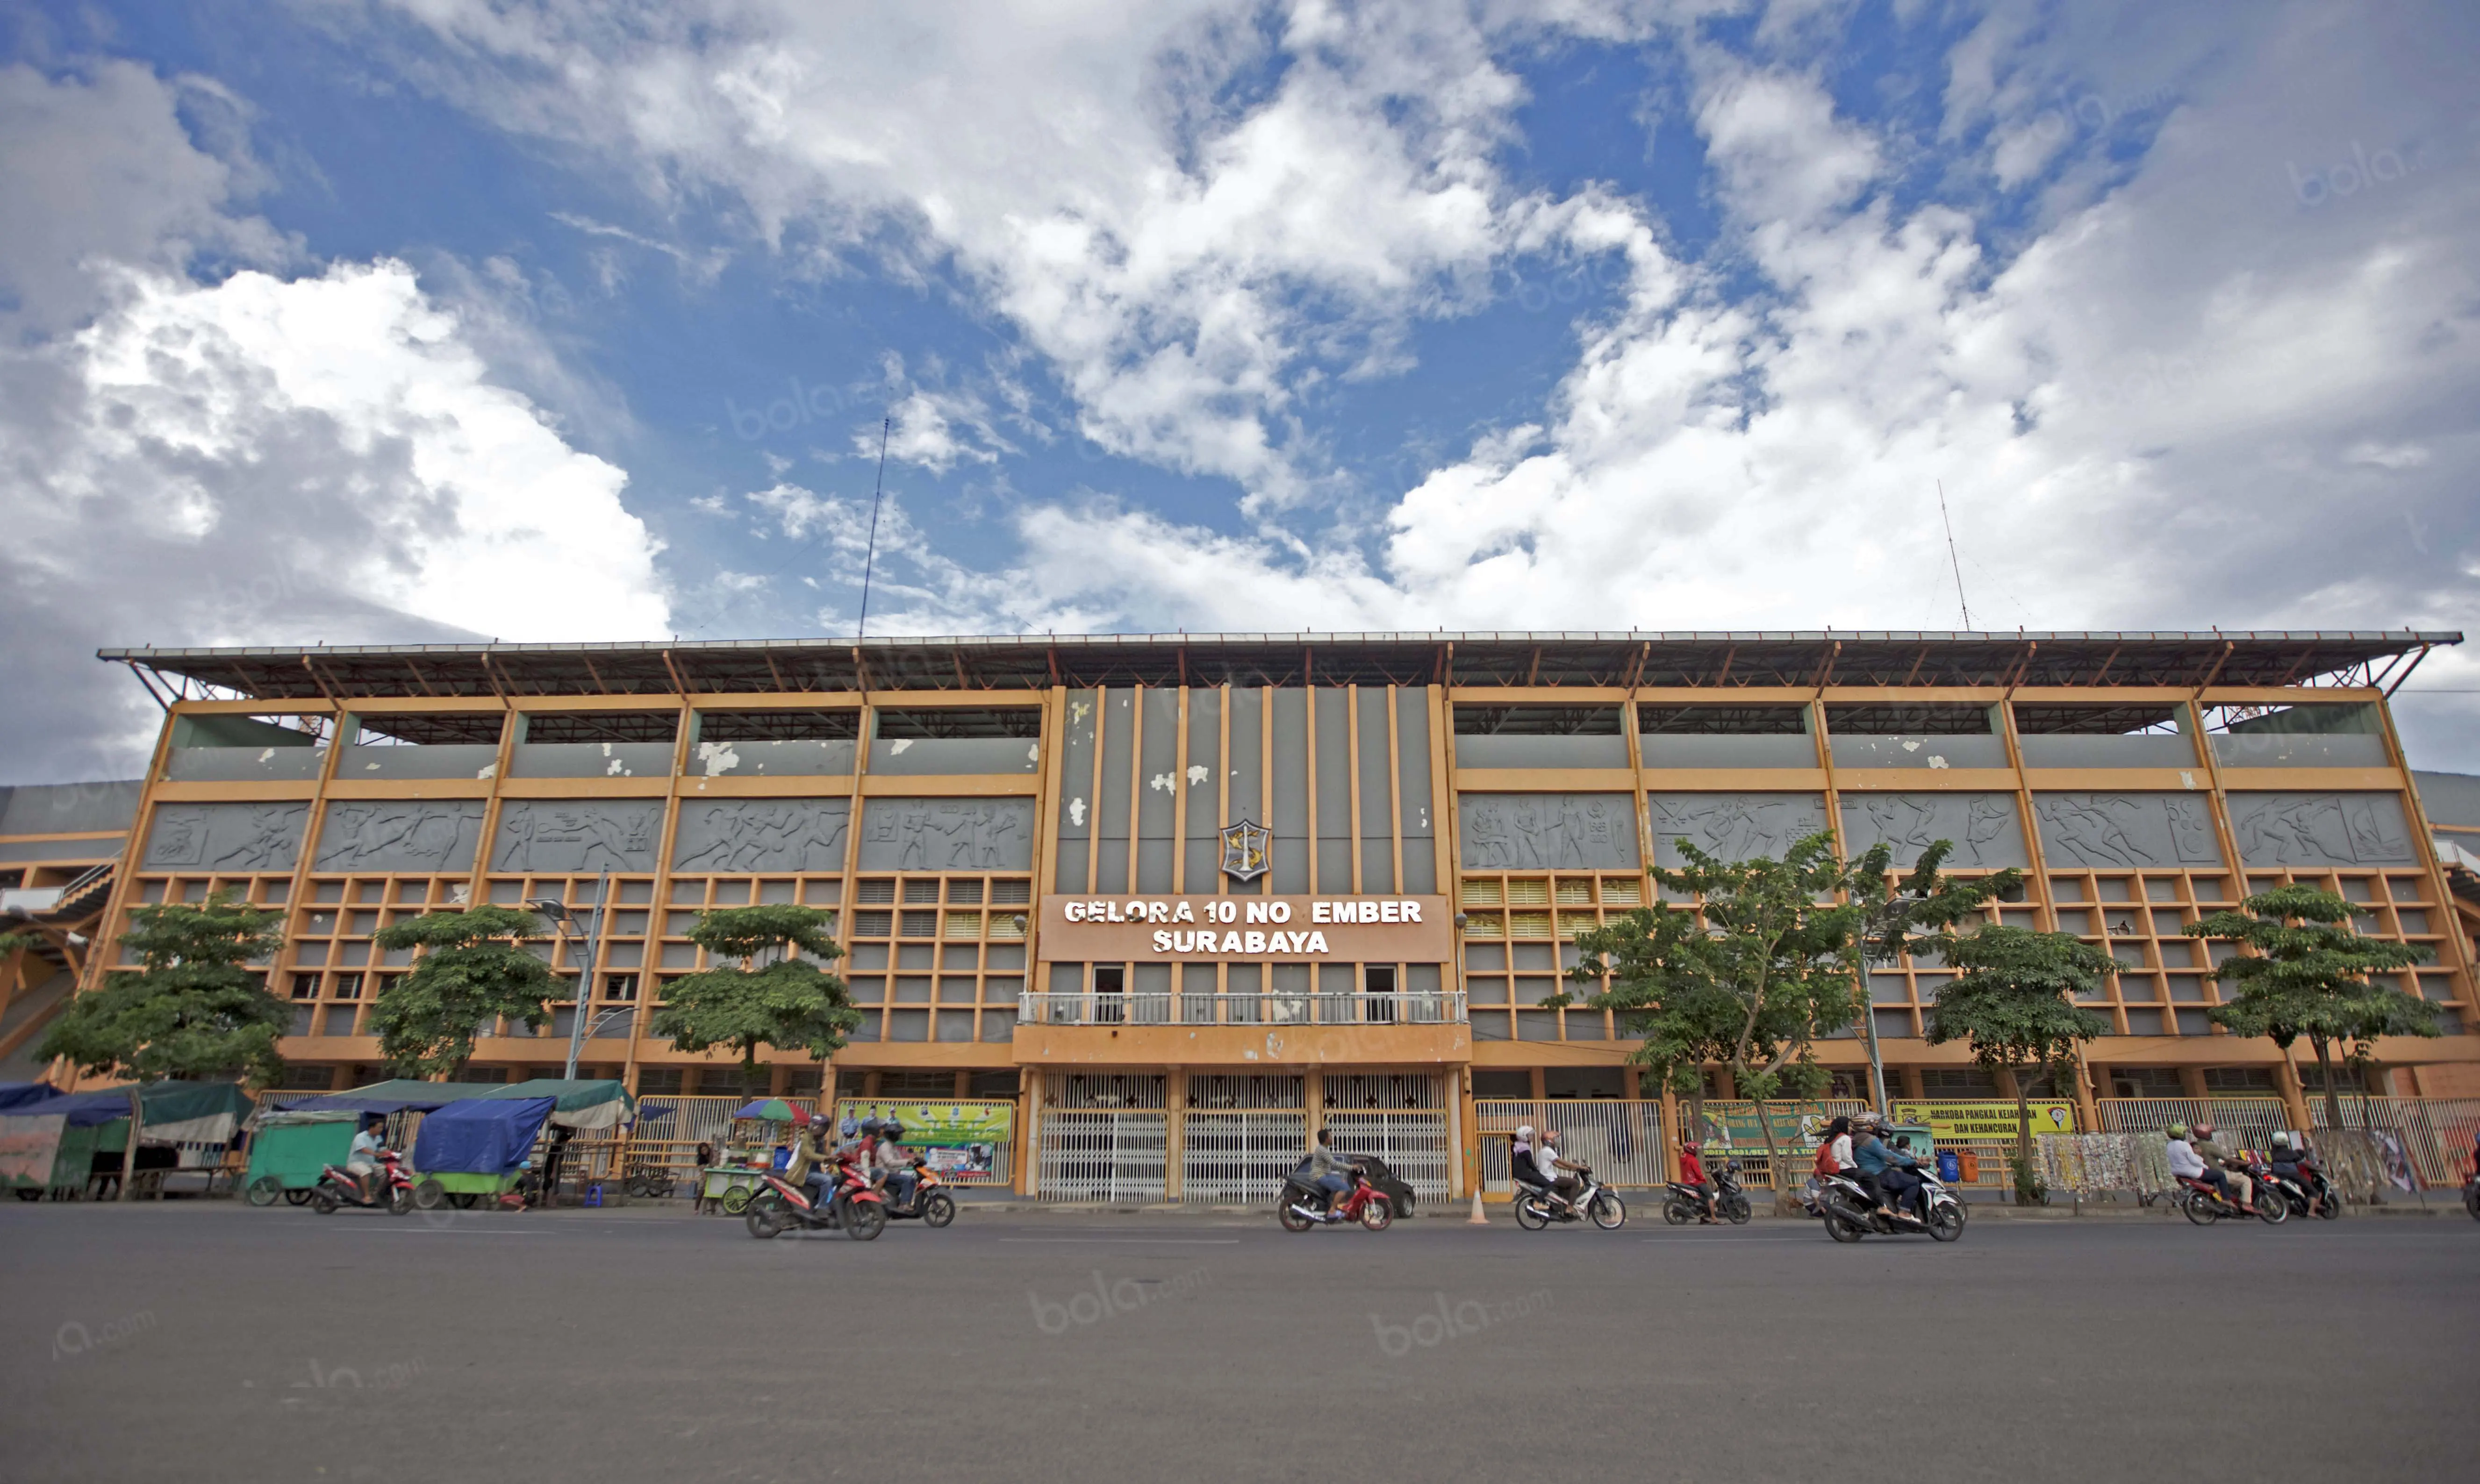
left=2, top=0, right=2475, bottom=779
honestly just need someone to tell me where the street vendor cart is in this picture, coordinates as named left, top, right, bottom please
left=244, top=1109, right=361, bottom=1206
left=409, top=1097, right=558, bottom=1211
left=701, top=1098, right=816, bottom=1215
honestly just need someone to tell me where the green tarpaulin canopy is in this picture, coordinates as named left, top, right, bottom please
left=275, top=1078, right=636, bottom=1130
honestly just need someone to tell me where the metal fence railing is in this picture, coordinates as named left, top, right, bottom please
left=2094, top=1097, right=2290, bottom=1152
left=1019, top=991, right=1466, bottom=1027
left=1037, top=1111, right=1168, bottom=1202
left=1323, top=1110, right=1452, bottom=1207
left=1180, top=1110, right=1305, bottom=1206
left=2308, top=1097, right=2480, bottom=1191
left=1474, top=1100, right=1666, bottom=1191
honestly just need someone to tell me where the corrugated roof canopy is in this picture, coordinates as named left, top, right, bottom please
left=99, top=630, right=2457, bottom=699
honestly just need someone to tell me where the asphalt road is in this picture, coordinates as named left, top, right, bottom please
left=2, top=1199, right=2473, bottom=1484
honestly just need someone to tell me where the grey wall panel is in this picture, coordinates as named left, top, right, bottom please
left=508, top=742, right=675, bottom=778
left=1226, top=688, right=1262, bottom=826
left=2212, top=733, right=2390, bottom=769
left=2016, top=735, right=2197, bottom=770
left=2227, top=792, right=2418, bottom=867
left=1638, top=735, right=1817, bottom=770
left=336, top=743, right=506, bottom=781
left=1054, top=838, right=1089, bottom=893
left=867, top=737, right=1039, bottom=775
left=1456, top=794, right=1641, bottom=870
left=1828, top=735, right=2010, bottom=770
left=1647, top=793, right=1828, bottom=865
left=492, top=801, right=665, bottom=873
left=1097, top=688, right=1135, bottom=852
left=2032, top=792, right=2222, bottom=869
left=164, top=747, right=327, bottom=782
left=1138, top=687, right=1179, bottom=840
left=1357, top=688, right=1394, bottom=839
left=1360, top=836, right=1395, bottom=893
left=314, top=800, right=487, bottom=872
left=856, top=799, right=1036, bottom=871
left=1395, top=689, right=1434, bottom=839
left=0, top=838, right=123, bottom=864
left=1317, top=838, right=1352, bottom=892
left=1271, top=689, right=1311, bottom=892
left=0, top=780, right=142, bottom=836
left=1314, top=689, right=1351, bottom=839
left=1183, top=686, right=1222, bottom=887
left=1057, top=690, right=1098, bottom=840
left=1136, top=838, right=1175, bottom=892
left=685, top=737, right=855, bottom=778
left=143, top=801, right=308, bottom=872
left=1454, top=734, right=1631, bottom=770
left=1092, top=838, right=1130, bottom=886
left=671, top=799, right=850, bottom=871
left=1837, top=792, right=2026, bottom=869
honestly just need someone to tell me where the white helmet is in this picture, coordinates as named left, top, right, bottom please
left=1516, top=1125, right=1535, bottom=1141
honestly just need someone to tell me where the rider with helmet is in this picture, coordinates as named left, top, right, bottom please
left=1852, top=1115, right=1922, bottom=1222
left=1677, top=1140, right=1718, bottom=1223
left=784, top=1116, right=836, bottom=1213
left=875, top=1121, right=919, bottom=1212
left=2191, top=1121, right=2256, bottom=1214
left=2165, top=1122, right=2246, bottom=1211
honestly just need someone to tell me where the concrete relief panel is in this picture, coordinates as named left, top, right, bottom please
left=314, top=800, right=487, bottom=872
left=1648, top=793, right=1828, bottom=865
left=857, top=799, right=1035, bottom=871
left=491, top=801, right=664, bottom=874
left=1838, top=792, right=2027, bottom=869
left=1456, top=794, right=1641, bottom=870
left=142, top=802, right=308, bottom=872
left=2033, top=792, right=2222, bottom=869
left=2228, top=792, right=2417, bottom=867
left=672, top=799, right=850, bottom=872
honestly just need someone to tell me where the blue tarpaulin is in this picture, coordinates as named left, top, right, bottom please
left=0, top=1083, right=58, bottom=1112
left=410, top=1097, right=556, bottom=1176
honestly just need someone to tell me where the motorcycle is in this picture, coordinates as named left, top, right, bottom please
left=622, top=1161, right=678, bottom=1200
left=1807, top=1167, right=1964, bottom=1242
left=1513, top=1163, right=1627, bottom=1231
left=1663, top=1160, right=1752, bottom=1226
left=2256, top=1160, right=2335, bottom=1221
left=745, top=1163, right=887, bottom=1241
left=881, top=1157, right=958, bottom=1228
left=1278, top=1165, right=1394, bottom=1232
left=311, top=1150, right=415, bottom=1216
left=2172, top=1171, right=2284, bottom=1226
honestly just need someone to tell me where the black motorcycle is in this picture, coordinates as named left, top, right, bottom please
left=2258, top=1163, right=2337, bottom=1221
left=1805, top=1167, right=1963, bottom=1242
left=1663, top=1160, right=1752, bottom=1226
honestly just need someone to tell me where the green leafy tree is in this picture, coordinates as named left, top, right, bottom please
left=1921, top=926, right=2113, bottom=1203
left=1572, top=833, right=1861, bottom=1206
left=2186, top=884, right=2437, bottom=1129
left=650, top=905, right=859, bottom=1077
left=1839, top=842, right=2026, bottom=1108
left=369, top=906, right=560, bottom=1079
left=36, top=892, right=288, bottom=1084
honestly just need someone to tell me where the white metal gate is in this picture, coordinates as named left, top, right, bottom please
left=1038, top=1073, right=1169, bottom=1202
left=1474, top=1100, right=1666, bottom=1192
left=1322, top=1112, right=1451, bottom=1206
left=1181, top=1111, right=1307, bottom=1204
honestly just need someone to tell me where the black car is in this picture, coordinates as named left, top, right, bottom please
left=1282, top=1154, right=1419, bottom=1216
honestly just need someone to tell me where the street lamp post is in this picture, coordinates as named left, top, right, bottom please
left=528, top=868, right=613, bottom=1082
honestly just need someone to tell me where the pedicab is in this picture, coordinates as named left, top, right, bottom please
left=243, top=1109, right=363, bottom=1206
left=409, top=1097, right=559, bottom=1212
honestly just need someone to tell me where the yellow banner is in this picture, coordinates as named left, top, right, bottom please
left=1892, top=1101, right=2076, bottom=1141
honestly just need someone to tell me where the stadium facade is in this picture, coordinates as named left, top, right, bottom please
left=7, top=630, right=2475, bottom=1199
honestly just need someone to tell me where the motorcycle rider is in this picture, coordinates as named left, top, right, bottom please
left=2166, top=1122, right=2248, bottom=1212
left=1304, top=1128, right=1363, bottom=1218
left=346, top=1115, right=387, bottom=1202
left=784, top=1117, right=836, bottom=1214
left=2267, top=1132, right=2316, bottom=1214
left=1852, top=1117, right=1921, bottom=1222
left=1677, top=1140, right=1718, bottom=1223
left=2192, top=1120, right=2257, bottom=1214
left=1536, top=1129, right=1584, bottom=1215
left=876, top=1123, right=919, bottom=1213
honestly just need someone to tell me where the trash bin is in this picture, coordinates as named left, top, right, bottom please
left=1958, top=1150, right=1981, bottom=1183
left=1936, top=1150, right=1962, bottom=1183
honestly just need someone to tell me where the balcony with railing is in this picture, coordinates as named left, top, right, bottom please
left=1018, top=990, right=1468, bottom=1027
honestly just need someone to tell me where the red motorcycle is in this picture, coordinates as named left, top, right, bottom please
left=311, top=1150, right=415, bottom=1216
left=1278, top=1165, right=1393, bottom=1233
left=745, top=1162, right=887, bottom=1241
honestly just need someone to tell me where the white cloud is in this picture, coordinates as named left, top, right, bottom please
left=0, top=64, right=671, bottom=782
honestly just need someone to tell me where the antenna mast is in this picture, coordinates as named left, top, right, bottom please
left=857, top=416, right=890, bottom=639
left=1936, top=479, right=1973, bottom=629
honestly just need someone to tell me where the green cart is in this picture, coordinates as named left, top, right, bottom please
left=243, top=1110, right=360, bottom=1207
left=2, top=1121, right=104, bottom=1201
left=409, top=1168, right=531, bottom=1211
